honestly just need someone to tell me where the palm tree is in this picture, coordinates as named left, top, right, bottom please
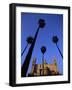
left=41, top=46, right=46, bottom=56
left=21, top=36, right=33, bottom=56
left=52, top=36, right=63, bottom=58
left=21, top=19, right=46, bottom=77
left=41, top=46, right=46, bottom=75
left=39, top=19, right=45, bottom=28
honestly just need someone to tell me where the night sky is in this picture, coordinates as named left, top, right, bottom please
left=21, top=12, right=63, bottom=76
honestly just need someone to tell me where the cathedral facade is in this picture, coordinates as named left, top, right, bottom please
left=28, top=58, right=60, bottom=76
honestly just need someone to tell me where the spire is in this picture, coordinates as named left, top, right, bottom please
left=53, top=58, right=58, bottom=74
left=44, top=59, right=47, bottom=64
left=32, top=57, right=36, bottom=65
left=53, top=58, right=57, bottom=66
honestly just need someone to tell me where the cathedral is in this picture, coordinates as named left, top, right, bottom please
left=28, top=58, right=61, bottom=76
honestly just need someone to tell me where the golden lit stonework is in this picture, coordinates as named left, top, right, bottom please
left=28, top=58, right=61, bottom=76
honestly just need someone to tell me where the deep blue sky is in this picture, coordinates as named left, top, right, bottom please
left=21, top=12, right=63, bottom=76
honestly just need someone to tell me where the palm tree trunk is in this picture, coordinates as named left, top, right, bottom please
left=42, top=54, right=44, bottom=75
left=21, top=27, right=40, bottom=77
left=21, top=44, right=28, bottom=56
left=56, top=43, right=63, bottom=59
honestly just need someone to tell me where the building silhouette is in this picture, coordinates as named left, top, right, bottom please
left=28, top=58, right=61, bottom=76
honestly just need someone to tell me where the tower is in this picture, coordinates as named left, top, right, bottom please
left=53, top=58, right=58, bottom=74
left=30, top=58, right=36, bottom=74
left=44, top=59, right=47, bottom=75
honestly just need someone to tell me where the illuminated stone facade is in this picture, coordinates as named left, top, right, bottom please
left=28, top=58, right=60, bottom=76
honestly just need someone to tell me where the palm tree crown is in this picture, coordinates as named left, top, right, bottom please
left=39, top=19, right=45, bottom=28
left=52, top=36, right=59, bottom=44
left=41, top=46, right=46, bottom=54
left=26, top=36, right=33, bottom=44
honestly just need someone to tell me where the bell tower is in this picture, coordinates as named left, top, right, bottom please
left=53, top=58, right=58, bottom=74
left=31, top=58, right=36, bottom=74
